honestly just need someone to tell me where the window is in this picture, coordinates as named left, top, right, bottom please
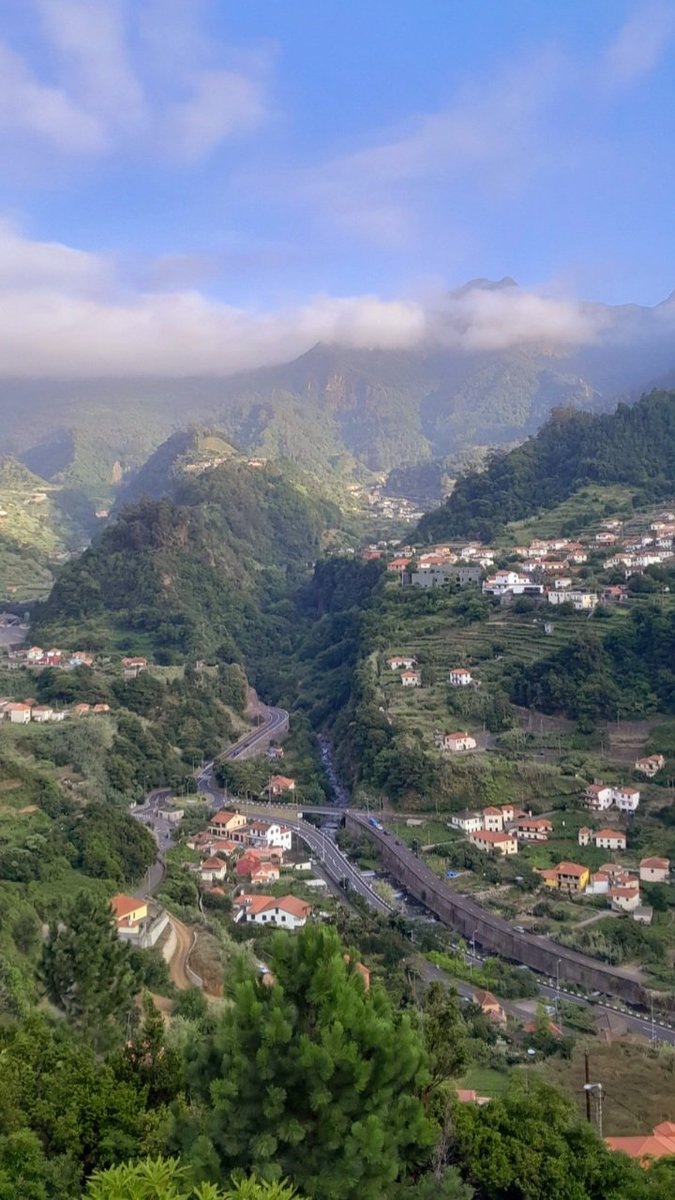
left=281, top=915, right=286, bottom=922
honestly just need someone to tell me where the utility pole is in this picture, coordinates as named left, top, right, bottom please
left=556, top=957, right=561, bottom=1018
left=584, top=1080, right=604, bottom=1138
left=584, top=1053, right=592, bottom=1124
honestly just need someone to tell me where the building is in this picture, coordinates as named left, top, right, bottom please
left=208, top=811, right=248, bottom=837
left=388, top=655, right=417, bottom=670
left=635, top=754, right=665, bottom=777
left=586, top=871, right=611, bottom=895
left=401, top=670, right=422, bottom=687
left=639, top=856, right=670, bottom=883
left=482, top=806, right=504, bottom=832
left=470, top=830, right=518, bottom=856
left=613, top=786, right=640, bottom=812
left=449, top=668, right=473, bottom=687
left=584, top=783, right=640, bottom=812
left=31, top=705, right=53, bottom=723
left=234, top=894, right=312, bottom=929
left=540, top=862, right=590, bottom=892
left=606, top=1122, right=675, bottom=1163
left=609, top=886, right=642, bottom=913
left=249, top=821, right=293, bottom=851
left=450, top=810, right=483, bottom=834
left=7, top=702, right=31, bottom=724
left=251, top=864, right=280, bottom=885
left=111, top=895, right=148, bottom=929
left=593, top=829, right=626, bottom=852
left=578, top=827, right=592, bottom=846
left=547, top=589, right=598, bottom=610
left=516, top=817, right=552, bottom=842
left=500, top=804, right=515, bottom=822
left=266, top=775, right=296, bottom=796
left=482, top=571, right=543, bottom=598
left=200, top=857, right=228, bottom=883
left=443, top=731, right=477, bottom=752
left=472, top=988, right=507, bottom=1027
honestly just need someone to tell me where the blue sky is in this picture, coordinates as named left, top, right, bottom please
left=0, top=0, right=674, bottom=376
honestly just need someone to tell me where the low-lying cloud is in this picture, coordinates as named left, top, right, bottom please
left=0, top=223, right=636, bottom=379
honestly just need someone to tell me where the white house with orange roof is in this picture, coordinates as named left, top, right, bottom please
left=233, top=894, right=312, bottom=929
left=449, top=667, right=474, bottom=687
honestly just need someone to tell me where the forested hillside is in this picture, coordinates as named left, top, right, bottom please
left=35, top=460, right=339, bottom=661
left=418, top=390, right=675, bottom=542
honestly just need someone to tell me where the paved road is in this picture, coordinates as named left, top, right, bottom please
left=285, top=819, right=391, bottom=915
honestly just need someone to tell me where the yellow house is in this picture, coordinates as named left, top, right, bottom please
left=539, top=862, right=590, bottom=892
left=208, top=810, right=248, bottom=836
left=111, top=895, right=148, bottom=928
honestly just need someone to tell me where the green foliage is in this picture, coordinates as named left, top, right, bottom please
left=419, top=390, right=675, bottom=542
left=40, top=891, right=135, bottom=1044
left=86, top=1157, right=304, bottom=1200
left=427, top=952, right=539, bottom=999
left=178, top=925, right=435, bottom=1200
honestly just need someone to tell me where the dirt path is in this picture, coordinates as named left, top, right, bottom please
left=167, top=916, right=194, bottom=990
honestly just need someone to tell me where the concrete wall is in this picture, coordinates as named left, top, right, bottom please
left=346, top=814, right=653, bottom=1010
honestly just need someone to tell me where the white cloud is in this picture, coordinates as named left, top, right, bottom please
left=0, top=223, right=613, bottom=379
left=0, top=0, right=270, bottom=162
left=603, top=0, right=675, bottom=85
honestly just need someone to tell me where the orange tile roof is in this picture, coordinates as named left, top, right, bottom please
left=556, top=861, right=588, bottom=876
left=111, top=894, right=146, bottom=920
left=641, top=856, right=669, bottom=869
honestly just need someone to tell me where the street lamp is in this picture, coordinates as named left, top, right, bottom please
left=555, top=957, right=562, bottom=1017
left=470, top=927, right=478, bottom=967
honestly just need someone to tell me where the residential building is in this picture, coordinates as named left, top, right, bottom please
left=388, top=655, right=417, bottom=670
left=111, top=895, right=148, bottom=929
left=593, top=829, right=626, bottom=852
left=500, top=804, right=515, bottom=822
left=482, top=571, right=543, bottom=598
left=613, top=786, right=640, bottom=812
left=470, top=830, right=518, bottom=856
left=540, top=862, right=590, bottom=892
left=25, top=646, right=43, bottom=663
left=639, top=856, right=670, bottom=883
left=455, top=1089, right=491, bottom=1106
left=609, top=887, right=641, bottom=913
left=547, top=589, right=598, bottom=610
left=443, top=731, right=477, bottom=752
left=450, top=810, right=483, bottom=834
left=633, top=905, right=654, bottom=925
left=251, top=864, right=281, bottom=884
left=234, top=894, right=312, bottom=929
left=208, top=811, right=248, bottom=837
left=266, top=775, right=296, bottom=796
left=401, top=670, right=422, bottom=687
left=93, top=703, right=110, bottom=715
left=449, top=667, right=473, bottom=687
left=585, top=784, right=614, bottom=810
left=635, top=754, right=665, bottom=777
left=72, top=703, right=90, bottom=716
left=586, top=872, right=610, bottom=895
left=200, top=857, right=228, bottom=883
left=31, top=705, right=53, bottom=723
left=482, top=806, right=504, bottom=833
left=472, top=988, right=507, bottom=1027
left=516, top=817, right=552, bottom=842
left=267, top=744, right=285, bottom=761
left=7, top=703, right=31, bottom=724
left=578, top=827, right=592, bottom=846
left=606, top=1121, right=675, bottom=1161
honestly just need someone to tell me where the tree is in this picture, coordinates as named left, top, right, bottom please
left=177, top=926, right=436, bottom=1200
left=40, top=891, right=135, bottom=1045
left=422, top=982, right=469, bottom=1083
left=86, top=1158, right=304, bottom=1200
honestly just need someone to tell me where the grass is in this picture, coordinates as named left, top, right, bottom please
left=502, top=485, right=637, bottom=545
left=458, top=1066, right=511, bottom=1096
left=544, top=1040, right=675, bottom=1136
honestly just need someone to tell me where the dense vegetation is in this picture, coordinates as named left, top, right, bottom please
left=418, top=390, right=675, bottom=542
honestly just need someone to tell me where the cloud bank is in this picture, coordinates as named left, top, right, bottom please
left=0, top=223, right=621, bottom=379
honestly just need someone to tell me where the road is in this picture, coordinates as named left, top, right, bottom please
left=167, top=916, right=195, bottom=990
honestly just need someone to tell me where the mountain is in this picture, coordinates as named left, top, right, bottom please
left=417, top=389, right=675, bottom=543
left=34, top=456, right=340, bottom=660
left=3, top=281, right=675, bottom=503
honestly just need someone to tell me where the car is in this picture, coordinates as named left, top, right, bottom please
left=513, top=924, right=526, bottom=933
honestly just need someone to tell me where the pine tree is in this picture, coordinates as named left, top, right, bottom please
left=178, top=926, right=435, bottom=1200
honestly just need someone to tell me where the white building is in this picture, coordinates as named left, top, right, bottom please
left=401, top=670, right=422, bottom=687
left=482, top=571, right=543, bottom=598
left=470, top=830, right=518, bottom=856
left=234, top=894, right=312, bottom=929
left=613, top=786, right=640, bottom=812
left=443, top=731, right=477, bottom=752
left=482, top=807, right=504, bottom=832
left=547, top=590, right=598, bottom=610
left=7, top=703, right=31, bottom=724
left=585, top=783, right=640, bottom=813
left=635, top=755, right=665, bottom=777
left=388, top=656, right=417, bottom=670
left=593, top=829, right=626, bottom=852
left=449, top=668, right=473, bottom=687
left=450, top=810, right=483, bottom=834
left=639, top=857, right=670, bottom=883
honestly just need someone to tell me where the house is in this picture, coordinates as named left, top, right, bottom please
left=606, top=1122, right=675, bottom=1163
left=633, top=905, right=654, bottom=925
left=500, top=804, right=515, bottom=822
left=388, top=655, right=417, bottom=670
left=547, top=589, right=598, bottom=610
left=593, top=829, right=626, bottom=852
left=609, top=886, right=641, bottom=913
left=209, top=811, right=248, bottom=836
left=401, top=670, right=422, bottom=687
left=72, top=703, right=91, bottom=716
left=44, top=648, right=63, bottom=665
left=540, top=862, right=590, bottom=892
left=470, top=830, right=518, bottom=856
left=7, top=702, right=31, bottom=724
left=26, top=646, right=43, bottom=663
left=449, top=668, right=473, bottom=687
left=267, top=744, right=285, bottom=761
left=584, top=784, right=614, bottom=810
left=234, top=894, right=312, bottom=929
left=387, top=557, right=412, bottom=572
left=251, top=864, right=281, bottom=884
left=209, top=839, right=239, bottom=856
left=613, top=786, right=640, bottom=812
left=111, top=895, right=148, bottom=929
left=516, top=817, right=552, bottom=842
left=578, top=827, right=592, bottom=846
left=455, top=1089, right=491, bottom=1106
left=450, top=810, right=483, bottom=834
left=586, top=871, right=611, bottom=895
left=482, top=570, right=543, bottom=598
left=186, top=831, right=214, bottom=852
left=635, top=754, right=665, bottom=777
left=199, top=857, right=228, bottom=883
left=258, top=822, right=293, bottom=851
left=472, top=988, right=507, bottom=1027
left=639, top=856, right=670, bottom=883
left=121, top=656, right=147, bottom=670
left=236, top=851, right=268, bottom=878
left=443, top=731, right=477, bottom=752
left=482, top=806, right=504, bottom=833
left=30, top=705, right=53, bottom=723
left=266, top=775, right=296, bottom=796
left=69, top=651, right=94, bottom=668
left=93, top=703, right=110, bottom=714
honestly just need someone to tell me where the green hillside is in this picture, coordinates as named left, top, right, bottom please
left=0, top=456, right=93, bottom=598
left=417, top=389, right=675, bottom=542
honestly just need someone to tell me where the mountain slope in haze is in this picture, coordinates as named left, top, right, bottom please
left=34, top=457, right=340, bottom=660
left=4, top=282, right=675, bottom=494
left=417, top=389, right=675, bottom=543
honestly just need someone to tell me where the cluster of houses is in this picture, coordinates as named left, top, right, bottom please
left=20, top=645, right=95, bottom=669
left=183, top=809, right=316, bottom=929
left=536, top=853, right=670, bottom=923
left=450, top=803, right=547, bottom=855
left=584, top=781, right=641, bottom=813
left=0, top=697, right=110, bottom=723
left=388, top=655, right=480, bottom=693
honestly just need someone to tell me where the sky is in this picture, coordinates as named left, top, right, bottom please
left=0, top=0, right=674, bottom=377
